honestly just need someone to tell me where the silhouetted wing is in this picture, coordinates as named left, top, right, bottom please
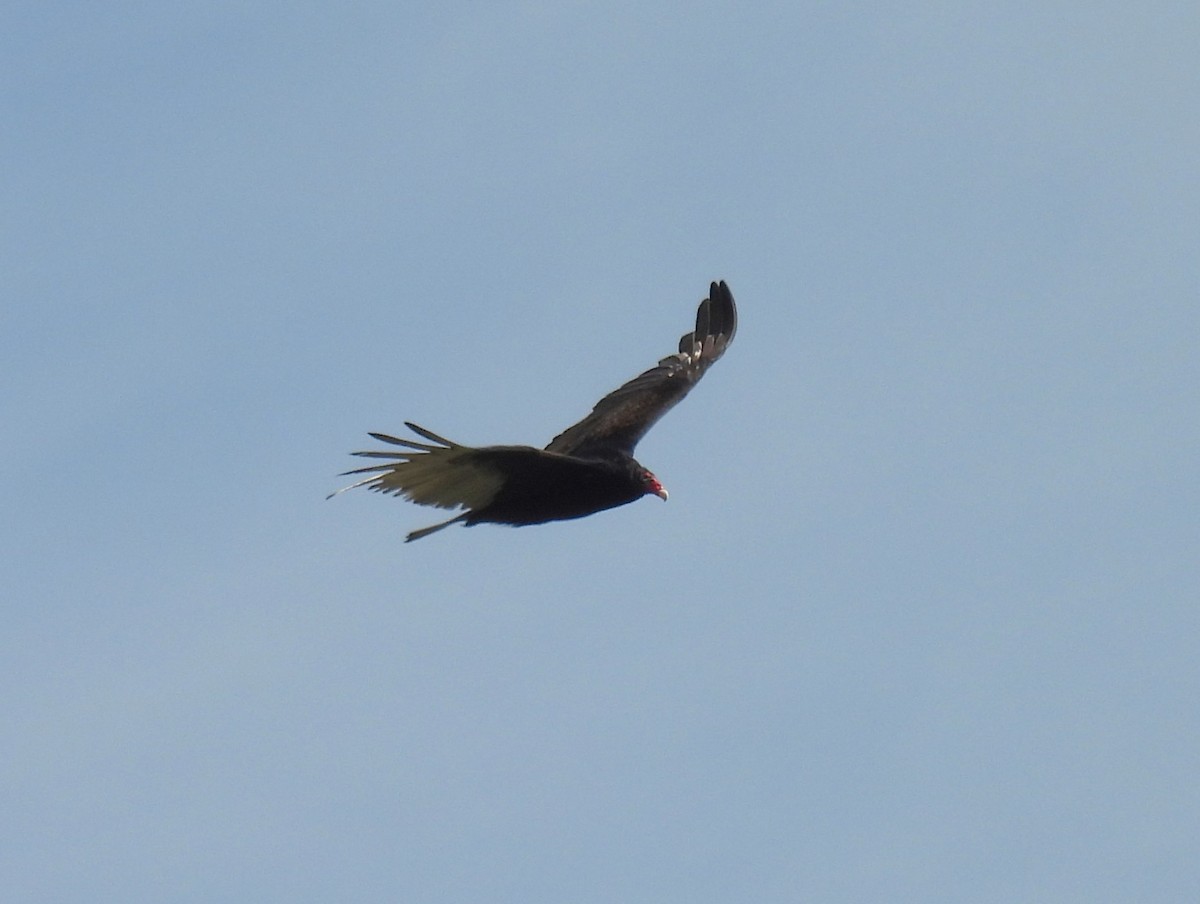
left=545, top=280, right=737, bottom=458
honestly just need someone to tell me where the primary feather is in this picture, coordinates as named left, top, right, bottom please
left=329, top=280, right=738, bottom=540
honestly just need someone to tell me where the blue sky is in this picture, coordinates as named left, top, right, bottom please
left=4, top=3, right=1198, bottom=901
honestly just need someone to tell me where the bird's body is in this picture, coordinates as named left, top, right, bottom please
left=468, top=450, right=655, bottom=525
left=330, top=281, right=737, bottom=541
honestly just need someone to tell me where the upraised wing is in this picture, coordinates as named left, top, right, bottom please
left=545, top=280, right=737, bottom=458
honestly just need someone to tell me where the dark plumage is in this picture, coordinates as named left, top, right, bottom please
left=329, top=280, right=738, bottom=541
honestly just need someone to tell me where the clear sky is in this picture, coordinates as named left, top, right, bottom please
left=4, top=3, right=1198, bottom=901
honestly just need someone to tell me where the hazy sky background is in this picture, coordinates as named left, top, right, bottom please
left=4, top=3, right=1198, bottom=901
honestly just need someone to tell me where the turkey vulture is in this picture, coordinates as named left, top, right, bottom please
left=330, top=280, right=737, bottom=541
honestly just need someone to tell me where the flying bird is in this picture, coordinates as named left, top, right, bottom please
left=329, top=280, right=738, bottom=541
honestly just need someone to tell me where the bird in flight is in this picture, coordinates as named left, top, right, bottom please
left=329, top=280, right=738, bottom=541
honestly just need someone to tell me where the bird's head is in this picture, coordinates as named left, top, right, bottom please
left=641, top=470, right=669, bottom=501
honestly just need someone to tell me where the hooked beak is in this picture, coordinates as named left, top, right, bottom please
left=645, top=473, right=668, bottom=501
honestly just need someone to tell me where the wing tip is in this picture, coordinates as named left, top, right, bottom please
left=709, top=279, right=736, bottom=343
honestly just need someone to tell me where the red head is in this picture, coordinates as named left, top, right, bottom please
left=641, top=470, right=669, bottom=501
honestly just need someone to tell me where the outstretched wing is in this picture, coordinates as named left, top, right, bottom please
left=545, top=280, right=737, bottom=458
left=327, top=422, right=510, bottom=511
